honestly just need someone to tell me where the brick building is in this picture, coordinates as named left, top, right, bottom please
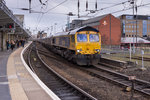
left=68, top=14, right=121, bottom=46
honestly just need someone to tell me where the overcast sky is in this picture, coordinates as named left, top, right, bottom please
left=4, top=0, right=150, bottom=35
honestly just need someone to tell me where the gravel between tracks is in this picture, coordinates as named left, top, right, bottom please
left=117, top=67, right=150, bottom=82
left=102, top=53, right=150, bottom=83
left=37, top=44, right=149, bottom=100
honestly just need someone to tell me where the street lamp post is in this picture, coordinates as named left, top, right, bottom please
left=29, top=0, right=31, bottom=13
left=130, top=0, right=135, bottom=53
left=135, top=5, right=138, bottom=49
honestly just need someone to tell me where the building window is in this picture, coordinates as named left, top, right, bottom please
left=126, top=16, right=133, bottom=19
left=143, top=20, right=147, bottom=36
left=129, top=25, right=131, bottom=28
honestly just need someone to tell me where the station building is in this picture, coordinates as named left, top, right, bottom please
left=0, top=0, right=30, bottom=51
left=119, top=14, right=150, bottom=37
left=119, top=14, right=150, bottom=47
left=68, top=14, right=121, bottom=46
left=68, top=14, right=150, bottom=48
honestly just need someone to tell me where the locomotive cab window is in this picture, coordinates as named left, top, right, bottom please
left=77, top=34, right=87, bottom=42
left=89, top=34, right=99, bottom=42
left=71, top=35, right=75, bottom=43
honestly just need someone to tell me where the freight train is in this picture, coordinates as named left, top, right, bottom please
left=39, top=26, right=101, bottom=65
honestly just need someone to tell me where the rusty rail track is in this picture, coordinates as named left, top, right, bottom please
left=27, top=43, right=97, bottom=100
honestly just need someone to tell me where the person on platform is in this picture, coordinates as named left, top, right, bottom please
left=16, top=40, right=19, bottom=48
left=6, top=40, right=9, bottom=51
left=10, top=40, right=15, bottom=50
left=21, top=39, right=25, bottom=47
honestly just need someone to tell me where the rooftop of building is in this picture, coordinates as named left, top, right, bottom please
left=82, top=14, right=109, bottom=25
left=119, top=14, right=150, bottom=20
left=121, top=37, right=150, bottom=43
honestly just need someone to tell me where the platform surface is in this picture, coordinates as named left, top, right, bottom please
left=5, top=45, right=52, bottom=100
left=0, top=50, right=12, bottom=100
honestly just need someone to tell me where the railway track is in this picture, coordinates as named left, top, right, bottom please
left=27, top=43, right=97, bottom=100
left=35, top=42, right=150, bottom=98
left=126, top=56, right=150, bottom=62
left=78, top=65, right=150, bottom=97
left=37, top=44, right=150, bottom=97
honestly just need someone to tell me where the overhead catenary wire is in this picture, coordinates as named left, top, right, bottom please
left=39, top=0, right=46, bottom=5
left=111, top=2, right=150, bottom=14
left=31, top=0, right=150, bottom=34
left=44, top=0, right=68, bottom=14
left=93, top=0, right=130, bottom=16
left=97, top=0, right=129, bottom=11
left=36, top=5, right=45, bottom=29
left=35, top=0, right=68, bottom=30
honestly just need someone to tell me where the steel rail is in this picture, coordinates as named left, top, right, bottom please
left=27, top=46, right=36, bottom=73
left=37, top=42, right=150, bottom=97
left=35, top=44, right=97, bottom=100
left=79, top=64, right=150, bottom=97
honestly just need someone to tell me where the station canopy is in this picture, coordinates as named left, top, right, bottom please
left=121, top=37, right=150, bottom=44
left=0, top=1, right=30, bottom=37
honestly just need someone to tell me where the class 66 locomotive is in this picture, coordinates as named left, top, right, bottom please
left=43, top=26, right=101, bottom=66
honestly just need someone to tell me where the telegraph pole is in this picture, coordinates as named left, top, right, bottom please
left=78, top=0, right=80, bottom=18
left=135, top=5, right=138, bottom=49
left=29, top=0, right=31, bottom=13
left=130, top=0, right=135, bottom=53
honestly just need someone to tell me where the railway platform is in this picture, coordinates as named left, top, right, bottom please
left=0, top=43, right=56, bottom=100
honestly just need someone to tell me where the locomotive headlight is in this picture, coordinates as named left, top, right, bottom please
left=95, top=49, right=100, bottom=52
left=77, top=49, right=80, bottom=53
left=77, top=49, right=82, bottom=53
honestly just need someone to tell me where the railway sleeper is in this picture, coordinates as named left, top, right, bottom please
left=50, top=86, right=72, bottom=91
left=54, top=89, right=76, bottom=95
left=60, top=96, right=82, bottom=100
left=55, top=91, right=79, bottom=97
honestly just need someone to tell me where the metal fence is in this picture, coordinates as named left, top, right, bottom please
left=101, top=47, right=150, bottom=68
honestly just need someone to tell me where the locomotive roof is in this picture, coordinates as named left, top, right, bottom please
left=69, top=26, right=99, bottom=35
left=53, top=26, right=99, bottom=37
left=52, top=31, right=69, bottom=37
